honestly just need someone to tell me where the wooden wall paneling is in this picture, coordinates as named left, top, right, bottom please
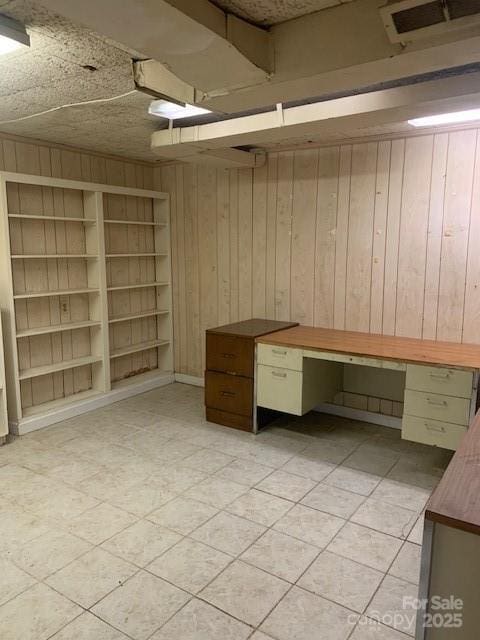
left=197, top=166, right=218, bottom=371
left=395, top=135, right=433, bottom=338
left=229, top=169, right=239, bottom=322
left=313, top=146, right=339, bottom=328
left=175, top=166, right=188, bottom=373
left=252, top=163, right=267, bottom=318
left=183, top=166, right=201, bottom=376
left=333, top=145, right=352, bottom=330
left=382, top=138, right=405, bottom=336
left=172, top=165, right=187, bottom=371
left=161, top=166, right=179, bottom=372
left=437, top=130, right=477, bottom=342
left=217, top=169, right=231, bottom=325
left=370, top=141, right=391, bottom=334
left=265, top=154, right=278, bottom=320
left=422, top=133, right=448, bottom=340
left=463, top=136, right=480, bottom=344
left=291, top=149, right=318, bottom=325
left=238, top=168, right=253, bottom=321
left=345, top=142, right=378, bottom=332
left=275, top=152, right=294, bottom=321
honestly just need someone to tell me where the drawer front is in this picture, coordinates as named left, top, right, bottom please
left=257, top=343, right=303, bottom=371
left=402, top=414, right=466, bottom=451
left=205, top=371, right=253, bottom=417
left=257, top=364, right=303, bottom=415
left=206, top=333, right=253, bottom=377
left=302, top=349, right=405, bottom=371
left=406, top=364, right=473, bottom=398
left=403, top=389, right=470, bottom=426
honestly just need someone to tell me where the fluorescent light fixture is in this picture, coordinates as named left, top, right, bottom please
left=408, top=108, right=480, bottom=128
left=149, top=99, right=211, bottom=120
left=0, top=14, right=30, bottom=55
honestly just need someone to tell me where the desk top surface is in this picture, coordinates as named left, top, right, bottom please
left=256, top=325, right=480, bottom=369
left=207, top=319, right=298, bottom=339
left=426, top=410, right=480, bottom=535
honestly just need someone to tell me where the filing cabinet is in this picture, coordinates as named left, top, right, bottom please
left=205, top=319, right=297, bottom=431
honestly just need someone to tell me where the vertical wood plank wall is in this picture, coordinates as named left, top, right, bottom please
left=157, top=128, right=480, bottom=379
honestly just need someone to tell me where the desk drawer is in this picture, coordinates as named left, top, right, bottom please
left=206, top=334, right=253, bottom=377
left=257, top=343, right=303, bottom=371
left=404, top=389, right=470, bottom=426
left=257, top=364, right=303, bottom=415
left=406, top=364, right=473, bottom=398
left=402, top=414, right=466, bottom=450
left=205, top=371, right=253, bottom=417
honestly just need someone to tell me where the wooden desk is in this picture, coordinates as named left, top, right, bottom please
left=255, top=326, right=480, bottom=449
left=258, top=326, right=480, bottom=369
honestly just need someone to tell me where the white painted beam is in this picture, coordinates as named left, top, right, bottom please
left=200, top=0, right=480, bottom=112
left=151, top=72, right=480, bottom=157
left=133, top=60, right=199, bottom=105
left=38, top=0, right=271, bottom=93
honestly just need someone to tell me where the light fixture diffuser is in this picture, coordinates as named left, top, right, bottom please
left=0, top=14, right=30, bottom=55
left=408, top=108, right=480, bottom=127
left=149, top=99, right=211, bottom=120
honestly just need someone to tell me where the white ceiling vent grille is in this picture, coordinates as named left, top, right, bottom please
left=380, top=0, right=480, bottom=43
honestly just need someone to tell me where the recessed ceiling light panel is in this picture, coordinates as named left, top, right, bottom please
left=149, top=99, right=211, bottom=120
left=408, top=108, right=480, bottom=127
left=0, top=14, right=30, bottom=55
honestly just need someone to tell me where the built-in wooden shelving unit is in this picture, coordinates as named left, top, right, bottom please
left=0, top=172, right=172, bottom=435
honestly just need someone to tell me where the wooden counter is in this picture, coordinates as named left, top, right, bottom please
left=257, top=325, right=480, bottom=369
left=426, top=409, right=480, bottom=535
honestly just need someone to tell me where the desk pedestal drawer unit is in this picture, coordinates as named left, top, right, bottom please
left=205, top=319, right=297, bottom=432
left=255, top=326, right=480, bottom=450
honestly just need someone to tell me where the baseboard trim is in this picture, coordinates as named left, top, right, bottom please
left=11, top=372, right=175, bottom=435
left=315, top=403, right=402, bottom=429
left=175, top=373, right=205, bottom=387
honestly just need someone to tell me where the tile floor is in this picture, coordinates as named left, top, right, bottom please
left=0, top=383, right=452, bottom=640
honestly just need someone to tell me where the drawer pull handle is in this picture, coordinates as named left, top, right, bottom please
left=429, top=372, right=450, bottom=380
left=425, top=424, right=446, bottom=433
left=221, top=353, right=235, bottom=359
left=272, top=371, right=287, bottom=378
left=220, top=390, right=236, bottom=397
left=427, top=398, right=448, bottom=407
left=272, top=349, right=287, bottom=356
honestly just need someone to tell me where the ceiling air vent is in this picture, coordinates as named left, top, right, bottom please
left=380, top=0, right=480, bottom=43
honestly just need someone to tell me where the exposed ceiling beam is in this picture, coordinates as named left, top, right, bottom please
left=199, top=0, right=480, bottom=113
left=151, top=72, right=480, bottom=160
left=38, top=0, right=271, bottom=94
left=39, top=0, right=480, bottom=119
